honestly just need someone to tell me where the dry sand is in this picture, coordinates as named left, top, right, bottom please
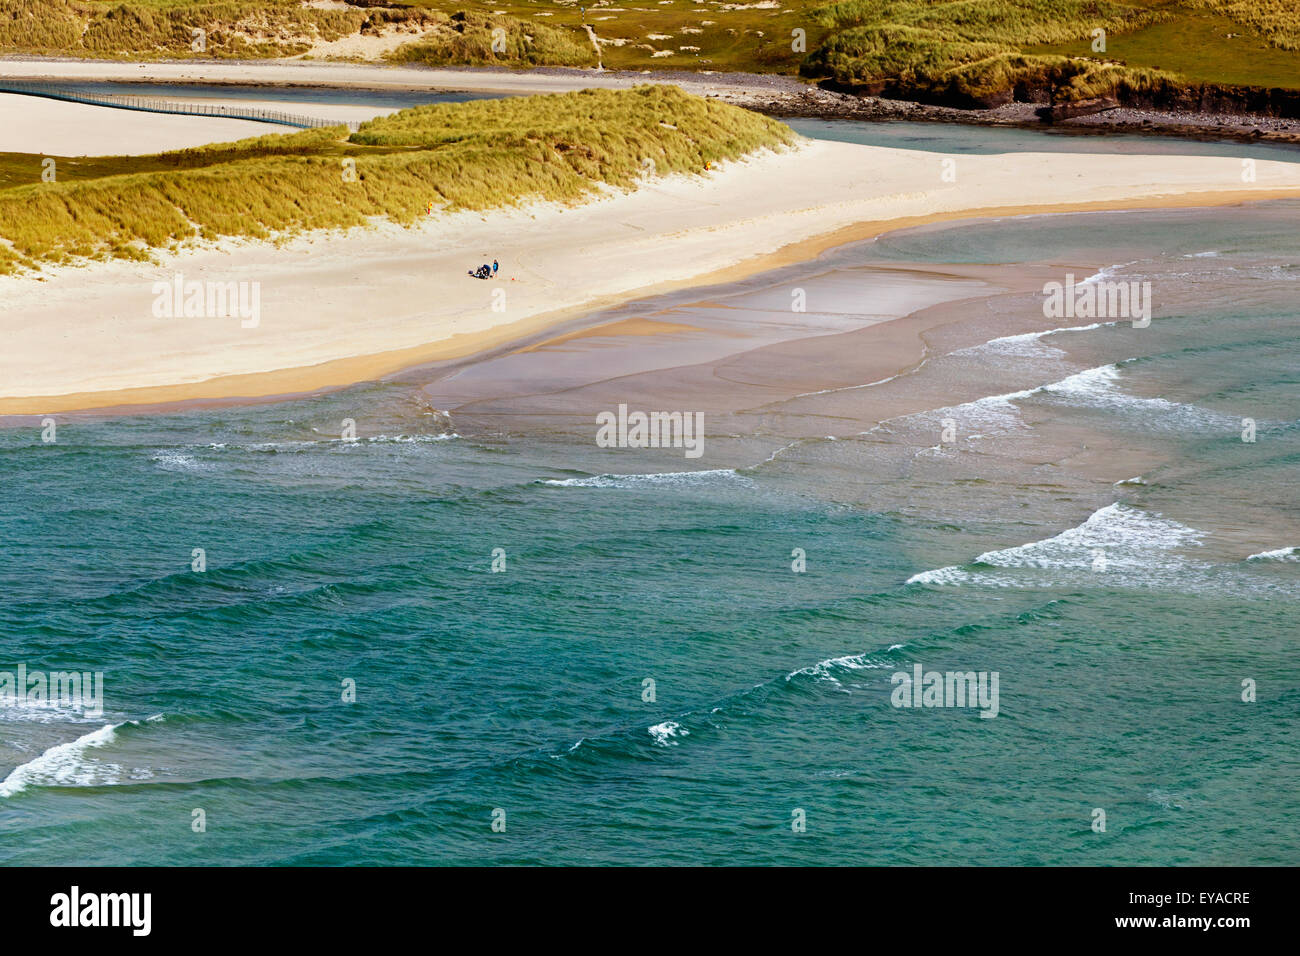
left=1, top=81, right=1298, bottom=415
left=0, top=91, right=276, bottom=156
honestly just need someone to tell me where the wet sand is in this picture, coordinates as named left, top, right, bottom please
left=420, top=259, right=1074, bottom=440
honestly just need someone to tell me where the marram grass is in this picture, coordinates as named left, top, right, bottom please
left=0, top=0, right=594, bottom=66
left=802, top=0, right=1181, bottom=102
left=0, top=0, right=369, bottom=59
left=388, top=11, right=597, bottom=69
left=0, top=0, right=1294, bottom=97
left=0, top=86, right=795, bottom=274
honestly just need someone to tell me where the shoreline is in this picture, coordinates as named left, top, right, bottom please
left=4, top=187, right=1298, bottom=420
left=3, top=63, right=1300, bottom=419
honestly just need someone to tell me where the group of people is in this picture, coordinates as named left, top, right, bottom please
left=469, top=259, right=499, bottom=280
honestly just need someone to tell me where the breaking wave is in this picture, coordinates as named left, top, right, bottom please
left=1246, top=547, right=1299, bottom=562
left=541, top=469, right=744, bottom=489
left=907, top=502, right=1206, bottom=588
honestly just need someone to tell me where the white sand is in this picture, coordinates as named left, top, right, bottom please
left=304, top=24, right=442, bottom=61
left=151, top=97, right=397, bottom=125
left=0, top=92, right=278, bottom=156
left=3, top=126, right=1298, bottom=413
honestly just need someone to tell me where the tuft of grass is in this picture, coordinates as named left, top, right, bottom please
left=0, top=85, right=794, bottom=273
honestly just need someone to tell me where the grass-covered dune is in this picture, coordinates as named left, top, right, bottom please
left=390, top=10, right=596, bottom=68
left=0, top=85, right=795, bottom=274
left=0, top=0, right=369, bottom=58
left=0, top=0, right=597, bottom=65
left=801, top=0, right=1179, bottom=106
left=0, top=0, right=1295, bottom=105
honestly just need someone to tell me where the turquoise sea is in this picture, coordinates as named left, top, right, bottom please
left=0, top=119, right=1297, bottom=865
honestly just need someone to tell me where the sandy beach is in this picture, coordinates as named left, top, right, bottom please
left=0, top=91, right=281, bottom=155
left=2, top=78, right=1299, bottom=416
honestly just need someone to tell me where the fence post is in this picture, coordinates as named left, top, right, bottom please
left=0, top=84, right=333, bottom=130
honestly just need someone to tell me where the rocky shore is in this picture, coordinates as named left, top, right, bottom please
left=677, top=72, right=1300, bottom=147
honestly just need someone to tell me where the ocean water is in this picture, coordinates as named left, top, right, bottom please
left=1, top=149, right=1297, bottom=864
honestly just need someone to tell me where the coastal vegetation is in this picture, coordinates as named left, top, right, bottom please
left=389, top=10, right=596, bottom=67
left=0, top=85, right=794, bottom=273
left=801, top=0, right=1179, bottom=105
left=1188, top=0, right=1300, bottom=50
left=0, top=1, right=1294, bottom=103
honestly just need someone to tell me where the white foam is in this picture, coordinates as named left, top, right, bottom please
left=363, top=433, right=459, bottom=444
left=908, top=502, right=1205, bottom=587
left=1036, top=364, right=1236, bottom=429
left=648, top=720, right=689, bottom=747
left=0, top=723, right=123, bottom=797
left=0, top=698, right=103, bottom=725
left=1078, top=261, right=1141, bottom=285
left=1246, top=547, right=1299, bottom=562
left=150, top=450, right=204, bottom=472
left=542, top=469, right=742, bottom=488
left=925, top=387, right=1036, bottom=436
left=1148, top=789, right=1187, bottom=810
left=1042, top=363, right=1122, bottom=398
left=880, top=359, right=1233, bottom=450
left=237, top=433, right=458, bottom=451
left=952, top=322, right=1105, bottom=360
left=786, top=652, right=894, bottom=689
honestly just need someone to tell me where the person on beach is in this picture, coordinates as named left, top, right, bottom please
left=492, top=260, right=499, bottom=276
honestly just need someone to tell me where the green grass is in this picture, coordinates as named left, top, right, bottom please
left=800, top=0, right=1179, bottom=103
left=0, top=0, right=814, bottom=71
left=0, top=0, right=372, bottom=58
left=1188, top=0, right=1300, bottom=50
left=1027, top=8, right=1300, bottom=89
left=389, top=10, right=597, bottom=68
left=0, top=0, right=1295, bottom=100
left=0, top=85, right=794, bottom=274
